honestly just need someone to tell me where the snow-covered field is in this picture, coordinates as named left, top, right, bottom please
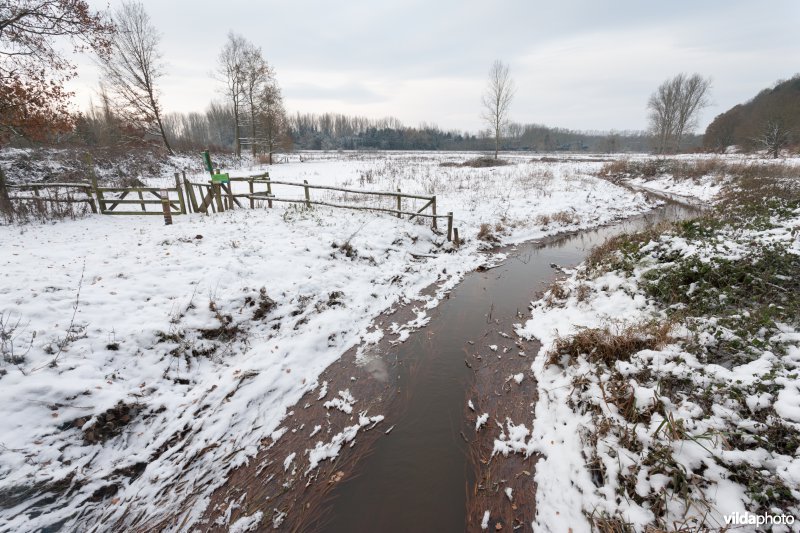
left=0, top=151, right=658, bottom=530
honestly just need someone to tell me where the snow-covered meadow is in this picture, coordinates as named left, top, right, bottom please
left=0, top=151, right=656, bottom=530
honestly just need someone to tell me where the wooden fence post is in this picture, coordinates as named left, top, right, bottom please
left=453, top=228, right=460, bottom=246
left=266, top=178, right=273, bottom=208
left=303, top=179, right=310, bottom=208
left=248, top=178, right=254, bottom=209
left=84, top=186, right=97, bottom=214
left=431, top=195, right=438, bottom=230
left=86, top=154, right=105, bottom=214
left=447, top=212, right=453, bottom=241
left=174, top=173, right=187, bottom=214
left=225, top=182, right=234, bottom=210
left=396, top=189, right=401, bottom=218
left=160, top=189, right=173, bottom=225
left=137, top=190, right=146, bottom=211
left=0, top=166, right=12, bottom=217
left=213, top=182, right=224, bottom=212
left=183, top=171, right=197, bottom=213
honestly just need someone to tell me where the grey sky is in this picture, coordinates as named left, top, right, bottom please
left=71, top=0, right=800, bottom=134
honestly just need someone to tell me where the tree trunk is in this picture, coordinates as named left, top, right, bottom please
left=268, top=138, right=273, bottom=165
left=154, top=109, right=174, bottom=155
left=234, top=105, right=241, bottom=158
left=0, top=166, right=13, bottom=219
left=251, top=113, right=257, bottom=158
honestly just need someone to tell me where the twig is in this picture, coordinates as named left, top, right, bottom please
left=34, top=259, right=86, bottom=371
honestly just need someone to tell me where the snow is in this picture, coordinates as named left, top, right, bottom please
left=0, top=151, right=658, bottom=529
left=228, top=511, right=263, bottom=533
left=514, top=202, right=800, bottom=531
left=317, top=380, right=328, bottom=400
left=323, top=389, right=356, bottom=414
left=627, top=174, right=723, bottom=203
left=481, top=510, right=490, bottom=530
left=306, top=413, right=384, bottom=472
left=283, top=452, right=296, bottom=472
left=475, top=413, right=489, bottom=431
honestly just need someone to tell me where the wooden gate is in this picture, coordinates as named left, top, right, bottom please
left=92, top=174, right=186, bottom=216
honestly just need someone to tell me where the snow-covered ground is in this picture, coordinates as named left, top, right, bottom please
left=0, top=151, right=656, bottom=530
left=626, top=174, right=724, bottom=203
left=601, top=153, right=800, bottom=204
left=515, top=195, right=800, bottom=530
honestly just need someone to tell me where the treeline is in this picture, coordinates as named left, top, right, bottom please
left=73, top=94, right=240, bottom=153
left=704, top=75, right=799, bottom=154
left=71, top=107, right=658, bottom=154
left=287, top=113, right=657, bottom=153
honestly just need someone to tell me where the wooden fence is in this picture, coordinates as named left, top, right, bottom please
left=1, top=170, right=458, bottom=241
left=184, top=173, right=456, bottom=239
left=3, top=182, right=97, bottom=213
left=92, top=174, right=186, bottom=216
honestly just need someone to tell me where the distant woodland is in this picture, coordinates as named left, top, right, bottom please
left=46, top=107, right=674, bottom=155
left=704, top=75, right=800, bottom=154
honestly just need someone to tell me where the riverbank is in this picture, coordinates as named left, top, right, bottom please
left=518, top=171, right=800, bottom=531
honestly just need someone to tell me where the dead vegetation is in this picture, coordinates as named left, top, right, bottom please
left=534, top=210, right=579, bottom=226
left=598, top=157, right=799, bottom=186
left=78, top=401, right=142, bottom=444
left=0, top=186, right=95, bottom=224
left=547, top=321, right=673, bottom=367
left=477, top=222, right=501, bottom=243
left=440, top=156, right=511, bottom=168
left=246, top=287, right=276, bottom=321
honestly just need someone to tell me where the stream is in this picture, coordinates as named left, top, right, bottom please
left=304, top=201, right=700, bottom=532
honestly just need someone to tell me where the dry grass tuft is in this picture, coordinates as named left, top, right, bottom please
left=476, top=222, right=501, bottom=243
left=591, top=514, right=636, bottom=533
left=547, top=320, right=673, bottom=367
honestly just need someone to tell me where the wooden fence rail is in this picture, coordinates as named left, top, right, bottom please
left=4, top=182, right=98, bottom=213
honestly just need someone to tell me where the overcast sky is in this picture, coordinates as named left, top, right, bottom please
left=70, top=0, right=800, bottom=134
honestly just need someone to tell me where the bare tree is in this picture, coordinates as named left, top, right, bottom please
left=756, top=119, right=791, bottom=158
left=240, top=43, right=273, bottom=158
left=257, top=82, right=287, bottom=163
left=217, top=32, right=248, bottom=157
left=648, top=73, right=711, bottom=154
left=98, top=1, right=172, bottom=154
left=481, top=60, right=514, bottom=159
